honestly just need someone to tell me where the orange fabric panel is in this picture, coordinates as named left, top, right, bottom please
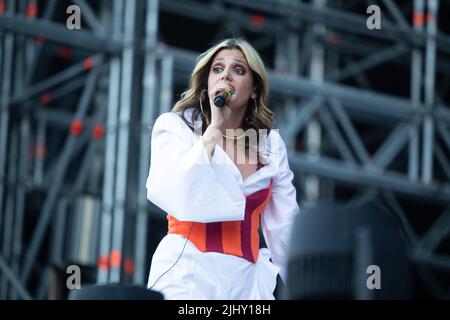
left=189, top=222, right=206, bottom=252
left=221, top=221, right=243, bottom=257
left=166, top=180, right=272, bottom=262
left=167, top=214, right=206, bottom=251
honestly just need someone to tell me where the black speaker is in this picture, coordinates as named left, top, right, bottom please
left=285, top=203, right=411, bottom=300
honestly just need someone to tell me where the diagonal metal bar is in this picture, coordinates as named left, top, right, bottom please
left=437, top=123, right=450, bottom=152
left=284, top=95, right=323, bottom=138
left=74, top=141, right=102, bottom=195
left=24, top=0, right=58, bottom=86
left=320, top=105, right=356, bottom=163
left=411, top=252, right=446, bottom=298
left=71, top=105, right=106, bottom=195
left=34, top=108, right=95, bottom=131
left=328, top=98, right=370, bottom=163
left=342, top=56, right=373, bottom=90
left=39, top=75, right=88, bottom=105
left=382, top=191, right=419, bottom=246
left=38, top=42, right=89, bottom=61
left=418, top=208, right=450, bottom=252
left=412, top=251, right=450, bottom=274
left=0, top=255, right=32, bottom=300
left=371, top=122, right=415, bottom=169
left=7, top=54, right=102, bottom=108
left=20, top=66, right=101, bottom=285
left=381, top=0, right=411, bottom=31
left=72, top=0, right=106, bottom=34
left=329, top=43, right=408, bottom=82
left=39, top=111, right=96, bottom=184
left=435, top=143, right=450, bottom=182
left=345, top=188, right=378, bottom=208
left=20, top=129, right=90, bottom=286
left=322, top=25, right=450, bottom=77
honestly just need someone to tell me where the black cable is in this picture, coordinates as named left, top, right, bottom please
left=148, top=222, right=194, bottom=290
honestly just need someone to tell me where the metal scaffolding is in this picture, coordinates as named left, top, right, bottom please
left=0, top=0, right=449, bottom=299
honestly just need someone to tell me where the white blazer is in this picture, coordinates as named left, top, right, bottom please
left=146, top=109, right=300, bottom=281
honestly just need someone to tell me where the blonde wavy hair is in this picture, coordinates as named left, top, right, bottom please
left=172, top=38, right=274, bottom=139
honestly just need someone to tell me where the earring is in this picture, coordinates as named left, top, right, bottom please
left=253, top=98, right=258, bottom=114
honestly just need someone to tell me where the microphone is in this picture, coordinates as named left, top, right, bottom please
left=213, top=87, right=234, bottom=108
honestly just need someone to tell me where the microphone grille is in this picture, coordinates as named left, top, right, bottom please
left=214, top=95, right=226, bottom=108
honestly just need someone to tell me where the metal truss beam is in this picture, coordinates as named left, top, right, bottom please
left=133, top=0, right=160, bottom=285
left=346, top=188, right=378, bottom=208
left=327, top=43, right=409, bottom=82
left=321, top=33, right=450, bottom=78
left=284, top=96, right=323, bottom=140
left=270, top=72, right=416, bottom=122
left=288, top=151, right=450, bottom=204
left=328, top=98, right=370, bottom=164
left=161, top=0, right=450, bottom=58
left=97, top=0, right=125, bottom=284
left=0, top=255, right=32, bottom=300
left=222, top=0, right=450, bottom=54
left=1, top=0, right=449, bottom=299
left=33, top=108, right=94, bottom=130
left=109, top=0, right=137, bottom=283
left=435, top=144, right=450, bottom=182
left=20, top=65, right=102, bottom=285
left=381, top=0, right=411, bottom=31
left=382, top=191, right=419, bottom=246
left=418, top=208, right=450, bottom=252
left=7, top=55, right=103, bottom=108
left=412, top=251, right=450, bottom=272
left=0, top=15, right=122, bottom=53
left=160, top=0, right=284, bottom=36
left=371, top=122, right=417, bottom=169
left=320, top=105, right=357, bottom=163
left=72, top=0, right=106, bottom=35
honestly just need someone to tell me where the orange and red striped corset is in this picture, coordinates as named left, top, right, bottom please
left=167, top=181, right=272, bottom=263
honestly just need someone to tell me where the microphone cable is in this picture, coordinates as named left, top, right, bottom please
left=148, top=222, right=194, bottom=290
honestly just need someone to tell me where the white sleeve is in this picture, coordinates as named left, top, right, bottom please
left=261, top=132, right=300, bottom=282
left=146, top=113, right=246, bottom=223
